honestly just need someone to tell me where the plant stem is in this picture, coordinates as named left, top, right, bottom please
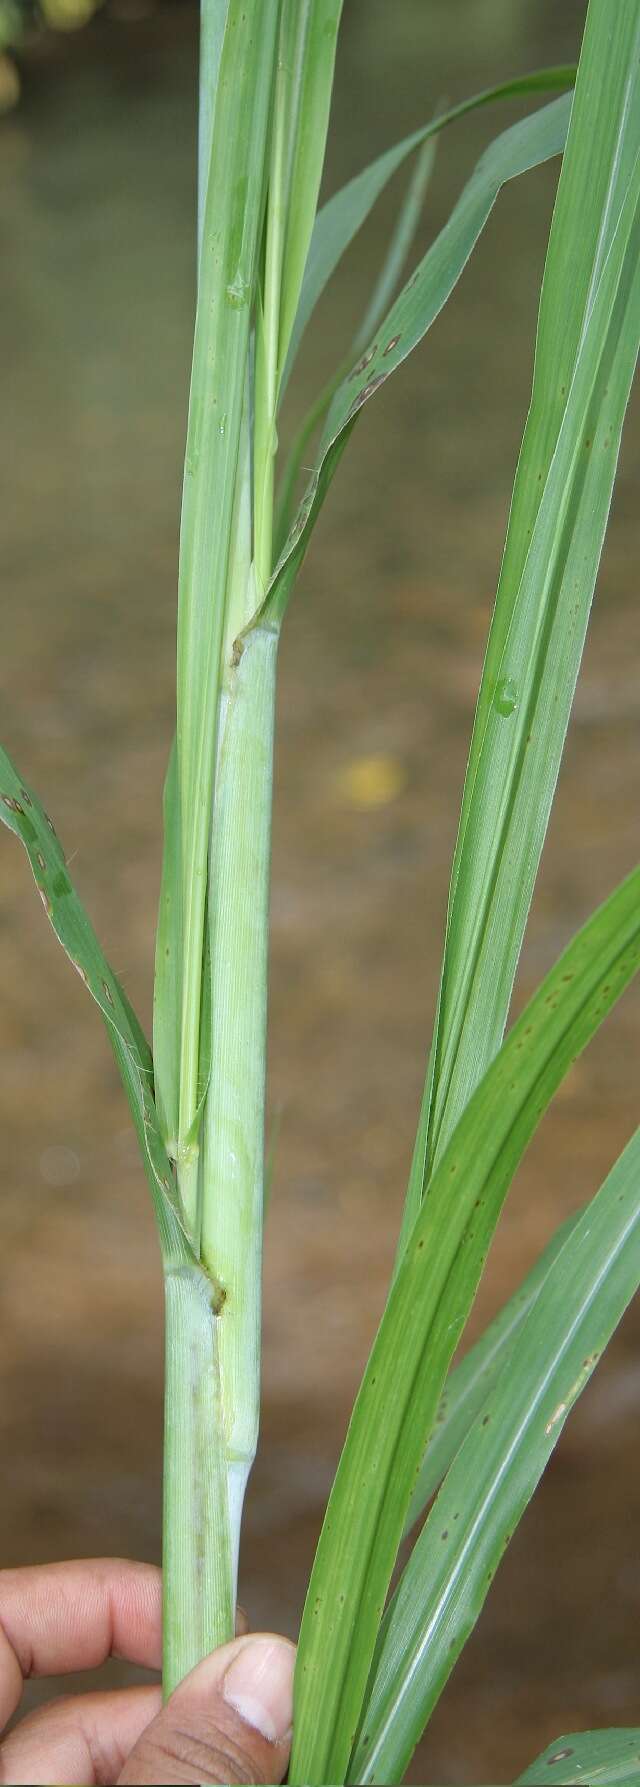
left=200, top=620, right=280, bottom=1566
left=160, top=3, right=282, bottom=1697
left=176, top=0, right=280, bottom=1240
left=162, top=1259, right=234, bottom=1697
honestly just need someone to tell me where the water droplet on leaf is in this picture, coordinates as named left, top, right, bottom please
left=494, top=676, right=518, bottom=717
left=226, top=272, right=249, bottom=308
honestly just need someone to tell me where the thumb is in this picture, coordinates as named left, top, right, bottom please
left=117, top=1632, right=296, bottom=1785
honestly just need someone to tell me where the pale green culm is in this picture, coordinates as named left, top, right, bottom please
left=1, top=1, right=638, bottom=1782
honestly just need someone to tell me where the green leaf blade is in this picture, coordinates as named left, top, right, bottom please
left=275, top=130, right=437, bottom=557
left=353, top=1126, right=640, bottom=1782
left=402, top=1204, right=581, bottom=1538
left=154, top=739, right=182, bottom=1156
left=289, top=863, right=640, bottom=1786
left=278, top=0, right=344, bottom=378
left=259, top=92, right=572, bottom=633
left=198, top=0, right=230, bottom=257
left=419, top=0, right=640, bottom=1202
left=0, top=742, right=191, bottom=1264
left=516, top=1728, right=640, bottom=1786
left=282, top=66, right=576, bottom=395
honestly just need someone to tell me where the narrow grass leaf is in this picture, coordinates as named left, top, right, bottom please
left=197, top=0, right=230, bottom=257
left=277, top=0, right=344, bottom=377
left=281, top=66, right=575, bottom=396
left=0, top=742, right=191, bottom=1264
left=255, top=92, right=572, bottom=631
left=353, top=1128, right=640, bottom=1781
left=353, top=136, right=437, bottom=361
left=290, top=864, right=640, bottom=1786
left=275, top=132, right=437, bottom=554
left=516, top=1728, right=640, bottom=1785
left=416, top=0, right=640, bottom=1212
left=402, top=1205, right=580, bottom=1539
left=154, top=0, right=233, bottom=1162
left=154, top=739, right=182, bottom=1155
left=253, top=3, right=309, bottom=587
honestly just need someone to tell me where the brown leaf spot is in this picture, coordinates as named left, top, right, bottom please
left=360, top=373, right=386, bottom=401
left=349, top=345, right=377, bottom=379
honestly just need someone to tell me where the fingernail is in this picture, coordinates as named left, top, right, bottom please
left=223, top=1636, right=295, bottom=1743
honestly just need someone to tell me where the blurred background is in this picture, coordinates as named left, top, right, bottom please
left=1, top=1, right=639, bottom=1780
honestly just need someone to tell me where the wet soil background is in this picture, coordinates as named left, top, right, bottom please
left=1, top=1, right=639, bottom=1779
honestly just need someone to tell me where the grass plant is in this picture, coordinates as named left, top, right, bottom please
left=1, top=0, right=639, bottom=1779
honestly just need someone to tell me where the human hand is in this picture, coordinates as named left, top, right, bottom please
left=0, top=1558, right=295, bottom=1785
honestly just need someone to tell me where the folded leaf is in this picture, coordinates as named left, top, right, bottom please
left=0, top=741, right=191, bottom=1266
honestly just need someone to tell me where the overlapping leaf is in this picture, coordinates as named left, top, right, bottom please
left=289, top=863, right=640, bottom=1785
left=254, top=91, right=572, bottom=632
left=352, top=1128, right=640, bottom=1781
left=175, top=0, right=281, bottom=1232
left=281, top=66, right=575, bottom=395
left=275, top=133, right=437, bottom=551
left=402, top=1205, right=580, bottom=1539
left=197, top=0, right=230, bottom=255
left=412, top=0, right=640, bottom=1221
left=277, top=0, right=344, bottom=378
left=154, top=740, right=182, bottom=1154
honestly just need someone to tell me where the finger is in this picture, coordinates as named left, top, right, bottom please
left=0, top=1684, right=161, bottom=1785
left=0, top=1560, right=161, bottom=1730
left=118, top=1633, right=295, bottom=1785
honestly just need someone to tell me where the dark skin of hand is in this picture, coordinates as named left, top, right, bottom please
left=0, top=1558, right=295, bottom=1785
